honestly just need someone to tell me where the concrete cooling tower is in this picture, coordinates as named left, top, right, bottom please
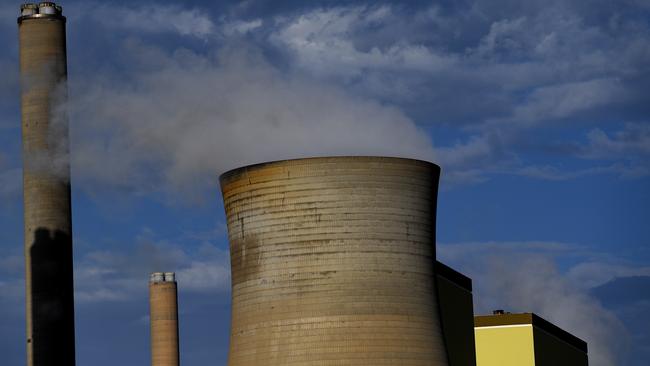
left=220, top=156, right=450, bottom=366
left=18, top=3, right=74, bottom=365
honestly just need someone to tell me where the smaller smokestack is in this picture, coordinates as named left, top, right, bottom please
left=149, top=272, right=180, bottom=366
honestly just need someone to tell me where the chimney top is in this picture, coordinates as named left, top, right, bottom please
left=18, top=2, right=64, bottom=23
left=150, top=272, right=176, bottom=283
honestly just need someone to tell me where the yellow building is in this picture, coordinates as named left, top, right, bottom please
left=474, top=312, right=588, bottom=366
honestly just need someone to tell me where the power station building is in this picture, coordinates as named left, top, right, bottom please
left=474, top=312, right=588, bottom=366
left=219, top=156, right=588, bottom=366
left=14, top=2, right=589, bottom=365
left=18, top=3, right=75, bottom=365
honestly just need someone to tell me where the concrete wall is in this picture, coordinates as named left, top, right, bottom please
left=435, top=263, right=476, bottom=366
left=149, top=273, right=180, bottom=366
left=19, top=5, right=75, bottom=366
left=220, top=156, right=449, bottom=366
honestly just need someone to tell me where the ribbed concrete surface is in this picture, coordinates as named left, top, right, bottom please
left=150, top=280, right=180, bottom=366
left=220, top=156, right=449, bottom=366
left=19, top=13, right=75, bottom=366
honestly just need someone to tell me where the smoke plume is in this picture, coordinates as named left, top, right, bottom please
left=66, top=41, right=434, bottom=200
left=439, top=242, right=630, bottom=366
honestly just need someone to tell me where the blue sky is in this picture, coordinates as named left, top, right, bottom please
left=0, top=0, right=649, bottom=365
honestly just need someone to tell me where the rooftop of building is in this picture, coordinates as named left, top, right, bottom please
left=435, top=260, right=473, bottom=291
left=474, top=311, right=588, bottom=353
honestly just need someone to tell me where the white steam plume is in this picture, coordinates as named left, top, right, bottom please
left=67, top=43, right=434, bottom=200
left=439, top=242, right=630, bottom=366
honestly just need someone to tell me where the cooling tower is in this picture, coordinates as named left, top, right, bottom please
left=150, top=272, right=180, bottom=366
left=220, top=156, right=450, bottom=366
left=18, top=3, right=75, bottom=365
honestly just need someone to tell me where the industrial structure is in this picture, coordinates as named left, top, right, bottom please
left=150, top=272, right=180, bottom=366
left=13, top=2, right=590, bottom=364
left=436, top=261, right=477, bottom=366
left=474, top=312, right=588, bottom=366
left=18, top=3, right=75, bottom=365
left=220, top=156, right=449, bottom=365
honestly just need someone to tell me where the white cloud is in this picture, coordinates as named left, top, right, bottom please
left=83, top=3, right=215, bottom=38
left=435, top=134, right=507, bottom=169
left=221, top=19, right=263, bottom=36
left=253, top=2, right=650, bottom=185
left=481, top=255, right=627, bottom=366
left=567, top=262, right=650, bottom=289
left=263, top=2, right=646, bottom=120
left=583, top=123, right=650, bottom=159
left=5, top=0, right=649, bottom=189
left=74, top=231, right=231, bottom=304
left=177, top=259, right=230, bottom=293
left=517, top=164, right=593, bottom=181
left=439, top=241, right=577, bottom=256
left=433, top=132, right=521, bottom=186
left=270, top=6, right=456, bottom=79
left=515, top=164, right=646, bottom=180
left=492, top=78, right=627, bottom=127
left=475, top=17, right=529, bottom=58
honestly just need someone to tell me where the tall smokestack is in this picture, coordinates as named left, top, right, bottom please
left=18, top=3, right=75, bottom=366
left=149, top=272, right=180, bottom=366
